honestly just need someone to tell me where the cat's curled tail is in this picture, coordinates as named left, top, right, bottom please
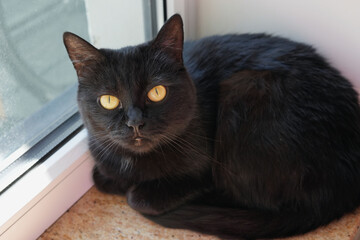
left=146, top=204, right=332, bottom=240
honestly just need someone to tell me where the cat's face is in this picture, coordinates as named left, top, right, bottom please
left=64, top=15, right=196, bottom=153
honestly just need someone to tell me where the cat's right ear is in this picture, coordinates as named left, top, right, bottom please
left=63, top=32, right=105, bottom=78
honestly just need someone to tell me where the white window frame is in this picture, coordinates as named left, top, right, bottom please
left=0, top=129, right=94, bottom=240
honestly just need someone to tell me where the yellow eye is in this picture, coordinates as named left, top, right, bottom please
left=99, top=95, right=120, bottom=110
left=147, top=85, right=167, bottom=102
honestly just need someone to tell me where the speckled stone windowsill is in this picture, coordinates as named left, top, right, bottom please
left=38, top=187, right=360, bottom=240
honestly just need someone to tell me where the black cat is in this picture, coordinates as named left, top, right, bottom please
left=63, top=14, right=360, bottom=239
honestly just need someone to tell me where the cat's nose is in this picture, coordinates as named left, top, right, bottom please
left=126, top=107, right=145, bottom=129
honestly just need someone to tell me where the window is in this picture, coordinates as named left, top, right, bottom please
left=0, top=0, right=89, bottom=193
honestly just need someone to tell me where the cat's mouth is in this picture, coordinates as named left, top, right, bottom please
left=110, top=130, right=159, bottom=153
left=133, top=137, right=146, bottom=147
left=125, top=135, right=155, bottom=153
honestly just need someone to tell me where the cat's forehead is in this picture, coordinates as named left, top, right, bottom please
left=100, top=47, right=147, bottom=82
left=101, top=45, right=173, bottom=88
left=105, top=45, right=148, bottom=66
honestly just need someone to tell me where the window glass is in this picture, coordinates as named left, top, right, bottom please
left=0, top=0, right=89, bottom=185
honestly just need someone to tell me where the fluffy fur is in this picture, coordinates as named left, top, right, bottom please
left=64, top=14, right=360, bottom=239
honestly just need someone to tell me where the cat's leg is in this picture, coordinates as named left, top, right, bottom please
left=126, top=176, right=210, bottom=215
left=92, top=165, right=132, bottom=195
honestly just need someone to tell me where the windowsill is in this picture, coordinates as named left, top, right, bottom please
left=0, top=129, right=94, bottom=240
left=39, top=186, right=360, bottom=240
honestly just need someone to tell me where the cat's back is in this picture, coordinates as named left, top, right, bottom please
left=183, top=33, right=312, bottom=84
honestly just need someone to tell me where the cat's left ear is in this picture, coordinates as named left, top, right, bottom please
left=152, top=14, right=184, bottom=63
left=63, top=32, right=105, bottom=78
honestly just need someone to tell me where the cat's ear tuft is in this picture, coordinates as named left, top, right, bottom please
left=152, top=14, right=184, bottom=63
left=63, top=32, right=105, bottom=78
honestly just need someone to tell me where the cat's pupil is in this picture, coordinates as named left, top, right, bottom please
left=155, top=87, right=159, bottom=95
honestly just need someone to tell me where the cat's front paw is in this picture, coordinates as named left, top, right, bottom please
left=126, top=185, right=166, bottom=216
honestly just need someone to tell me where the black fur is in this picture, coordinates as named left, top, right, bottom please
left=63, top=14, right=360, bottom=239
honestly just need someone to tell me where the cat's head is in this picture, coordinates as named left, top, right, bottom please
left=63, top=14, right=196, bottom=154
